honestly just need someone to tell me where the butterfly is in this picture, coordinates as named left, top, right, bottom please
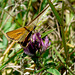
left=6, top=4, right=50, bottom=47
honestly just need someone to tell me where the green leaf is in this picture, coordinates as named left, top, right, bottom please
left=5, top=23, right=16, bottom=32
left=40, top=0, right=47, bottom=11
left=3, top=17, right=12, bottom=31
left=41, top=29, right=54, bottom=38
left=47, top=68, right=61, bottom=75
left=52, top=45, right=65, bottom=63
left=42, top=49, right=49, bottom=58
left=36, top=67, right=45, bottom=74
left=48, top=0, right=67, bottom=57
left=53, top=0, right=58, bottom=3
left=47, top=0, right=62, bottom=25
left=32, top=0, right=37, bottom=2
left=2, top=35, right=8, bottom=49
left=0, top=43, right=6, bottom=48
left=46, top=73, right=51, bottom=75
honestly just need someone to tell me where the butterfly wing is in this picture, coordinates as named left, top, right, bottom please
left=27, top=4, right=50, bottom=28
left=6, top=4, right=50, bottom=42
left=6, top=25, right=34, bottom=42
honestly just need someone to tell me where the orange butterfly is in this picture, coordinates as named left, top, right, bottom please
left=6, top=4, right=50, bottom=47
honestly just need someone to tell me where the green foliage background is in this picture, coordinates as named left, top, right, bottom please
left=0, top=0, right=75, bottom=75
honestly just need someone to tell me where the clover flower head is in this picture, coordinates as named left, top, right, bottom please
left=23, top=32, right=51, bottom=56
